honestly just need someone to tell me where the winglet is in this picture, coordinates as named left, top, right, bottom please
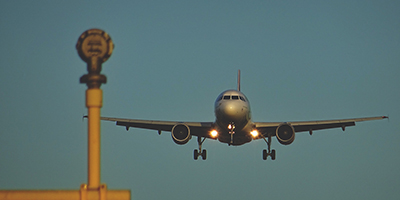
left=237, top=70, right=241, bottom=91
left=383, top=115, right=389, bottom=122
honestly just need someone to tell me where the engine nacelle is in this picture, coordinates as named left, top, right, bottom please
left=171, top=124, right=191, bottom=145
left=276, top=123, right=295, bottom=145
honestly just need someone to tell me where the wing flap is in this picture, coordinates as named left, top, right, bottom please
left=293, top=122, right=355, bottom=132
left=255, top=116, right=387, bottom=136
left=101, top=117, right=213, bottom=137
left=116, top=121, right=173, bottom=131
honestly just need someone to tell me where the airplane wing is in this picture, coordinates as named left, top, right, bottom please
left=100, top=117, right=214, bottom=138
left=254, top=116, right=388, bottom=136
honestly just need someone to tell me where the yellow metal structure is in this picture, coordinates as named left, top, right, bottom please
left=0, top=29, right=130, bottom=200
left=0, top=184, right=130, bottom=200
left=86, top=88, right=102, bottom=189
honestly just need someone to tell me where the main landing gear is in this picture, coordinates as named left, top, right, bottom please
left=261, top=134, right=276, bottom=160
left=194, top=136, right=207, bottom=160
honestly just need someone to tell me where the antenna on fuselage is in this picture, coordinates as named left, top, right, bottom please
left=237, top=70, right=241, bottom=91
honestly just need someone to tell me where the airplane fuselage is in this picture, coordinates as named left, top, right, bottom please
left=214, top=90, right=254, bottom=145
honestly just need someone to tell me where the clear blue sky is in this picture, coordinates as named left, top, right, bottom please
left=1, top=1, right=399, bottom=199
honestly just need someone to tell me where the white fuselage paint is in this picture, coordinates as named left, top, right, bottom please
left=214, top=90, right=254, bottom=145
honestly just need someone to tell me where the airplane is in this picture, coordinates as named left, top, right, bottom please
left=100, top=70, right=388, bottom=160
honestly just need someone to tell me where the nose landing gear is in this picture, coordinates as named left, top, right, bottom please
left=228, top=122, right=235, bottom=145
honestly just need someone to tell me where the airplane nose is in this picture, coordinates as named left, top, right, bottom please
left=224, top=105, right=237, bottom=116
left=215, top=100, right=248, bottom=129
left=219, top=102, right=241, bottom=119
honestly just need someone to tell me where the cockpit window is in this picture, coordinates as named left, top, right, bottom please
left=232, top=95, right=239, bottom=100
left=217, top=95, right=223, bottom=101
left=239, top=96, right=246, bottom=102
left=223, top=95, right=230, bottom=100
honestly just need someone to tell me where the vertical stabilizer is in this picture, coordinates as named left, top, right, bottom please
left=237, top=70, right=241, bottom=91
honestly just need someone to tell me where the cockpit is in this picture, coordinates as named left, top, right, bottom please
left=217, top=95, right=247, bottom=102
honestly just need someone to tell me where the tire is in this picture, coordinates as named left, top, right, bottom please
left=202, top=149, right=207, bottom=160
left=194, top=149, right=198, bottom=160
left=262, top=149, right=267, bottom=160
left=271, top=150, right=276, bottom=160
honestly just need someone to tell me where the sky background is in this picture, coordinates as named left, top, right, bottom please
left=1, top=1, right=399, bottom=199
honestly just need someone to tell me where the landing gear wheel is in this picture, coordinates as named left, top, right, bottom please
left=194, top=149, right=199, bottom=160
left=271, top=149, right=276, bottom=160
left=262, top=149, right=267, bottom=160
left=260, top=133, right=276, bottom=161
left=202, top=149, right=207, bottom=160
left=194, top=136, right=207, bottom=161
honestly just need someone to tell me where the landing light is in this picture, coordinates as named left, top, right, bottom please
left=210, top=130, right=218, bottom=138
left=250, top=130, right=259, bottom=138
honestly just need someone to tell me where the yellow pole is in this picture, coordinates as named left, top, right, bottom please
left=86, top=89, right=102, bottom=189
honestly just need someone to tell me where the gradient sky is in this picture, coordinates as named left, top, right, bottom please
left=1, top=1, right=399, bottom=200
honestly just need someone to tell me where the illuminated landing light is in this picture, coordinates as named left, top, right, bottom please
left=210, top=130, right=218, bottom=138
left=228, top=123, right=235, bottom=130
left=250, top=130, right=259, bottom=138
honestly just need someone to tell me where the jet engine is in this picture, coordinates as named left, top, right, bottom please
left=171, top=124, right=191, bottom=145
left=276, top=123, right=295, bottom=145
